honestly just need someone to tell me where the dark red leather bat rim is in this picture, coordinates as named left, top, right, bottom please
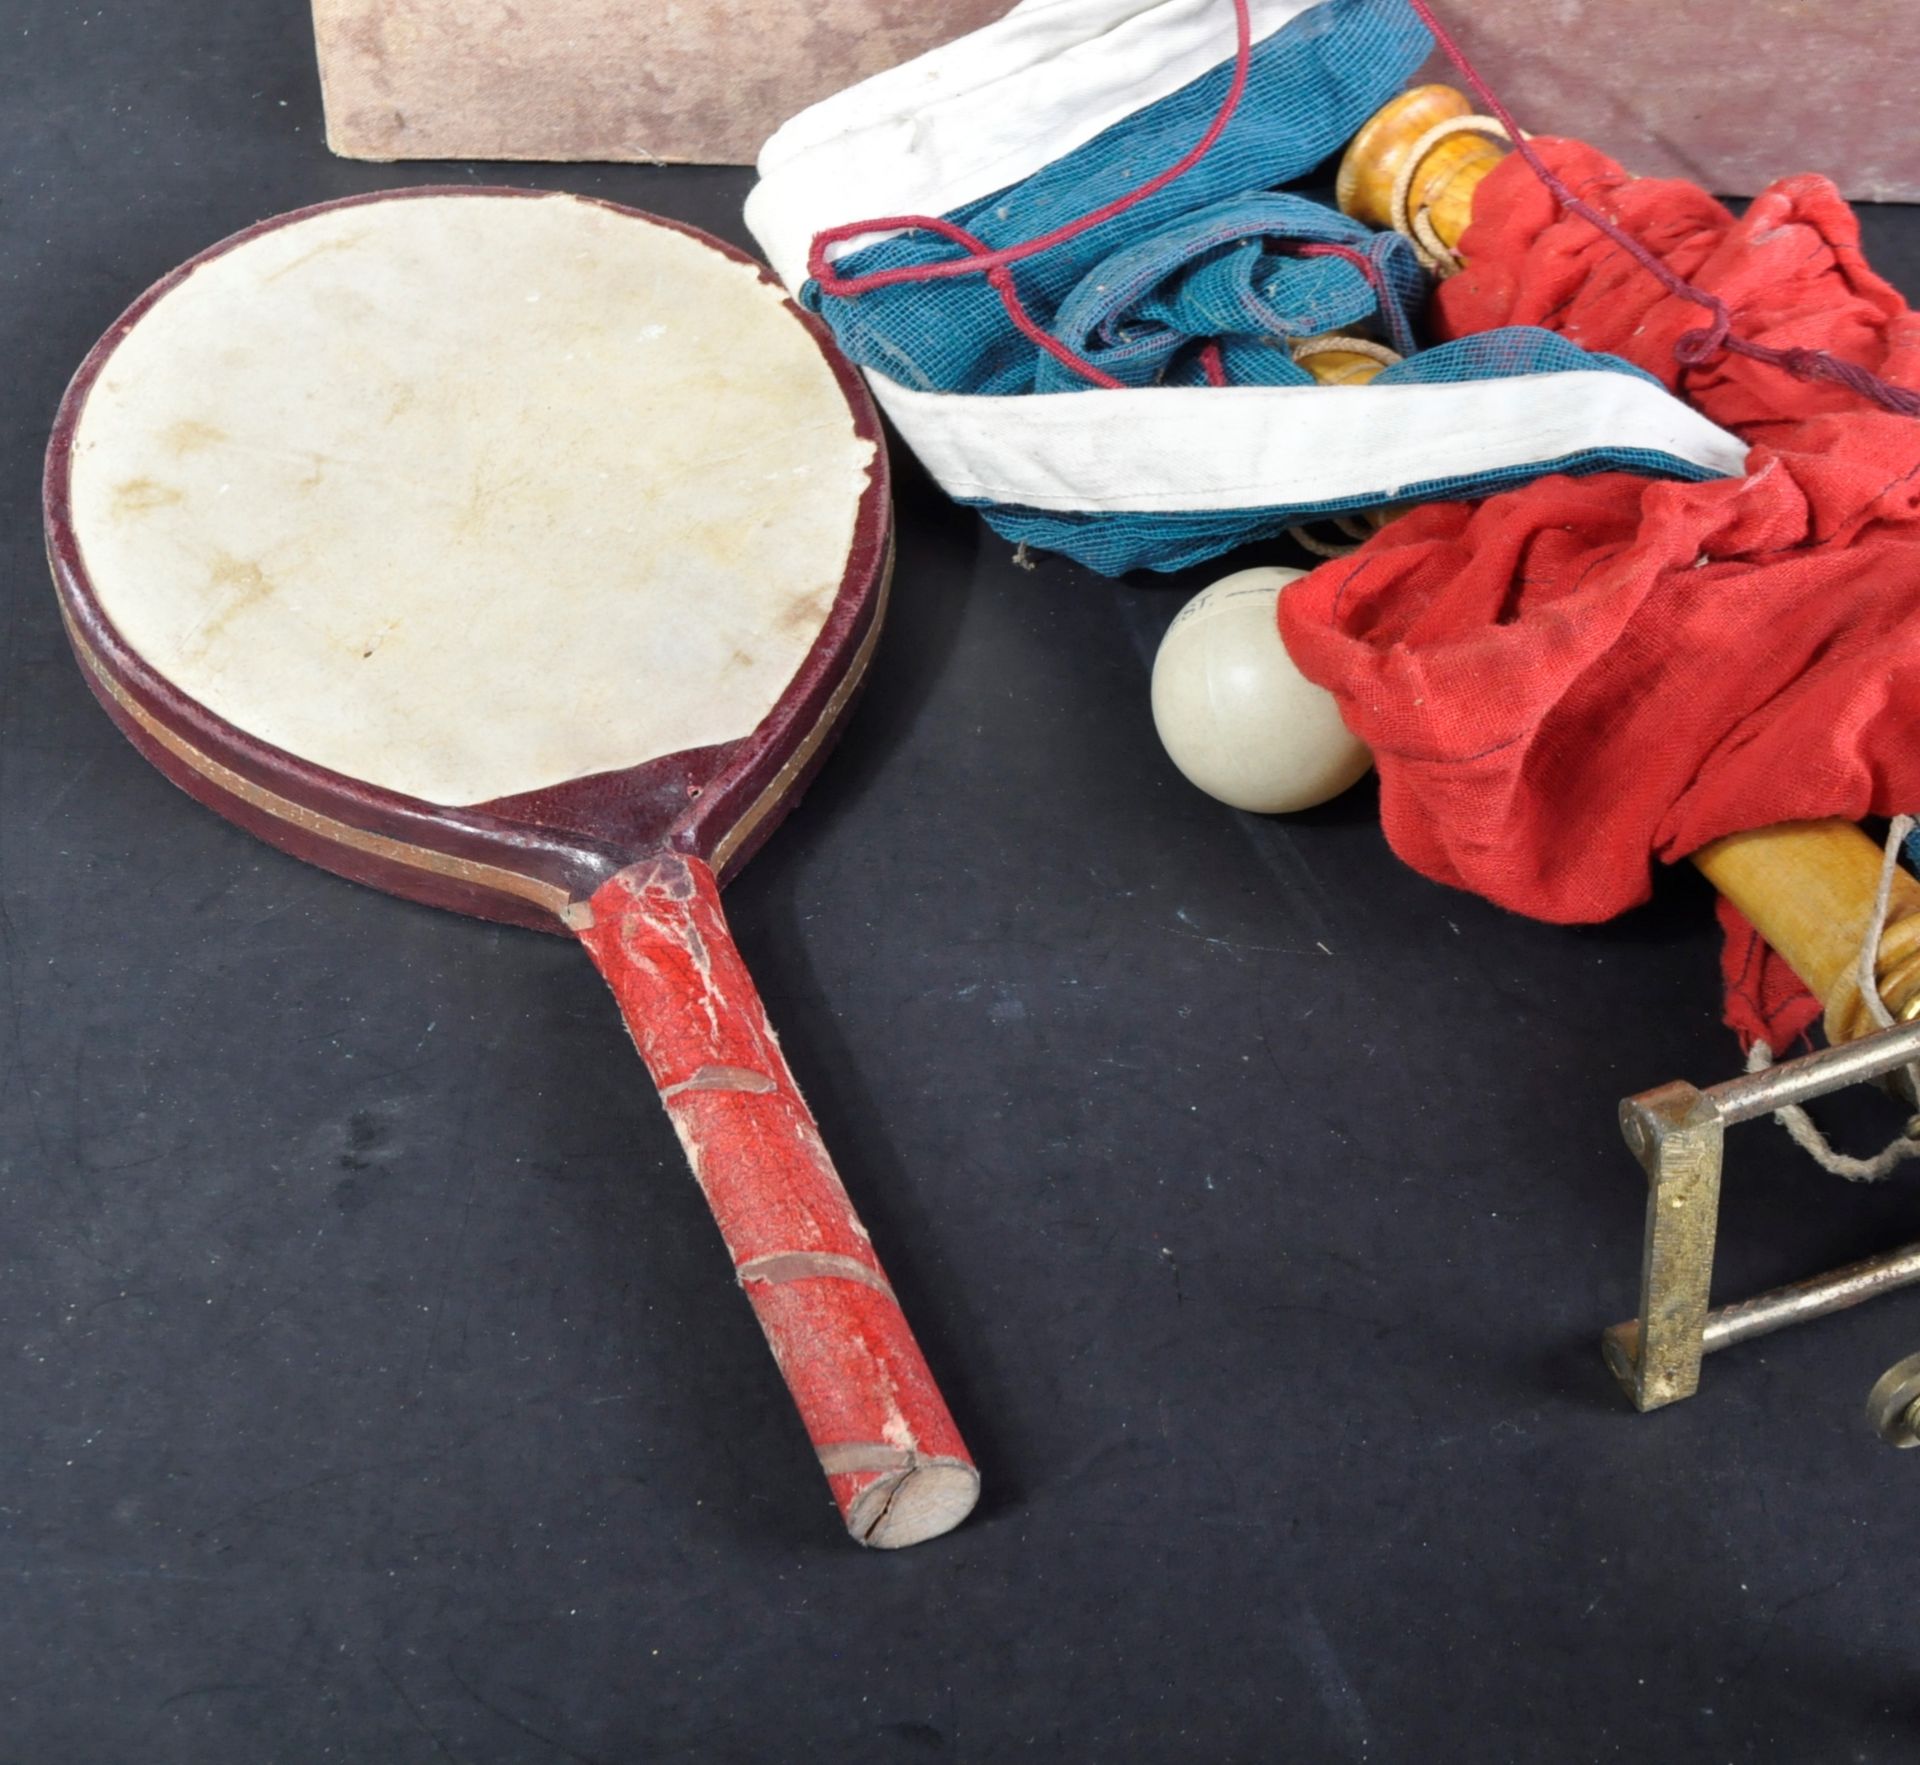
left=42, top=188, right=979, bottom=1549
left=43, top=187, right=892, bottom=936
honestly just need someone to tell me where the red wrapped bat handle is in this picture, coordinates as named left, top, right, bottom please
left=576, top=853, right=977, bottom=1547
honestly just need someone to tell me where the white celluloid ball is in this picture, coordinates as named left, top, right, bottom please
left=1150, top=566, right=1373, bottom=814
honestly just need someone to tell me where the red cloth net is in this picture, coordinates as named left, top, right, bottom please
left=1278, top=141, right=1920, bottom=1051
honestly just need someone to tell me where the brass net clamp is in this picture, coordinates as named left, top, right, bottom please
left=1604, top=1016, right=1920, bottom=1411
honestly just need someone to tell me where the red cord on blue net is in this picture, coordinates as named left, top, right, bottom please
left=805, top=0, right=1256, bottom=389
left=805, top=0, right=1920, bottom=418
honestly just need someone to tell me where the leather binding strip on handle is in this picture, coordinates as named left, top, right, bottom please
left=577, top=855, right=978, bottom=1547
left=1332, top=86, right=1920, bottom=1043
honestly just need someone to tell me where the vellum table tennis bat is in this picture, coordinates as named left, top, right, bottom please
left=43, top=187, right=977, bottom=1547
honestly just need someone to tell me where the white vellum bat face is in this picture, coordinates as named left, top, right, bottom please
left=66, top=192, right=877, bottom=807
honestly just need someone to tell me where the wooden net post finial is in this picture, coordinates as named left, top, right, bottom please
left=1335, top=84, right=1474, bottom=229
left=1289, top=332, right=1401, bottom=387
left=1337, top=84, right=1511, bottom=272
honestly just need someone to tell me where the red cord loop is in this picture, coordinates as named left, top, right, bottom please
left=1672, top=296, right=1735, bottom=367
left=1296, top=239, right=1386, bottom=300
left=806, top=0, right=1256, bottom=389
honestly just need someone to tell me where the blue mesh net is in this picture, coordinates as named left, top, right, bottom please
left=795, top=0, right=1728, bottom=575
left=806, top=0, right=1431, bottom=397
left=1041, top=194, right=1427, bottom=392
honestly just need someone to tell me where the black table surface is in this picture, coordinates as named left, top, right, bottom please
left=7, top=5, right=1920, bottom=1760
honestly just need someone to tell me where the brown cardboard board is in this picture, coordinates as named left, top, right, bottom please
left=313, top=1, right=1918, bottom=201
left=1425, top=1, right=1916, bottom=204
left=312, top=0, right=1012, bottom=166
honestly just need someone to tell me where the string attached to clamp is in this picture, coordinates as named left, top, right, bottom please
left=1749, top=815, right=1920, bottom=1182
left=1401, top=0, right=1920, bottom=419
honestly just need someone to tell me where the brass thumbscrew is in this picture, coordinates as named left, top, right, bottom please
left=1865, top=1354, right=1920, bottom=1447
